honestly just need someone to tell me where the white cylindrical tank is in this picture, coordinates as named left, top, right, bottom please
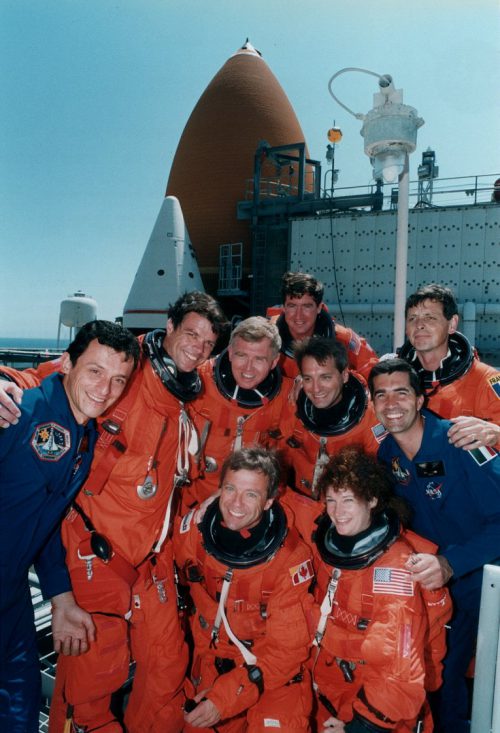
left=59, top=292, right=97, bottom=328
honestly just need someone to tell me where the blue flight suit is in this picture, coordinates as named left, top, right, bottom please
left=0, top=373, right=96, bottom=733
left=378, top=409, right=500, bottom=733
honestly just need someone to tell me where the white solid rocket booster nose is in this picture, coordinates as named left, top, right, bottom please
left=122, top=196, right=204, bottom=332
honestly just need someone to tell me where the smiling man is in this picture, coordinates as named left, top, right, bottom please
left=266, top=271, right=378, bottom=381
left=369, top=357, right=500, bottom=733
left=280, top=338, right=382, bottom=515
left=174, top=446, right=314, bottom=731
left=0, top=320, right=139, bottom=733
left=398, top=283, right=500, bottom=450
left=184, top=317, right=292, bottom=510
left=46, top=291, right=227, bottom=733
left=0, top=291, right=228, bottom=733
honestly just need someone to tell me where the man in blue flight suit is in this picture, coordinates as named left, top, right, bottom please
left=0, top=320, right=139, bottom=733
left=368, top=358, right=500, bottom=733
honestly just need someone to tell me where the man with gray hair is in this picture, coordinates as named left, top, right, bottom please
left=184, top=317, right=292, bottom=510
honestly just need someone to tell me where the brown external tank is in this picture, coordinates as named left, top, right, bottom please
left=166, top=40, right=310, bottom=297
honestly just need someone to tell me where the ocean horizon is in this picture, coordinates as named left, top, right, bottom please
left=0, top=337, right=68, bottom=351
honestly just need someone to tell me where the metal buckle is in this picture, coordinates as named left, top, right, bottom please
left=102, top=419, right=121, bottom=435
left=90, top=532, right=112, bottom=562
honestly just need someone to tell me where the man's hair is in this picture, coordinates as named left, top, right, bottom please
left=230, top=316, right=281, bottom=357
left=281, top=271, right=324, bottom=305
left=368, top=358, right=423, bottom=398
left=316, top=445, right=411, bottom=525
left=294, top=336, right=348, bottom=373
left=66, top=320, right=140, bottom=368
left=219, top=446, right=282, bottom=499
left=405, top=283, right=458, bottom=320
left=167, top=291, right=228, bottom=336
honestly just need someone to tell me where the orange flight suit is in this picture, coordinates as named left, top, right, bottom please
left=310, top=520, right=452, bottom=732
left=279, top=374, right=385, bottom=530
left=173, top=504, right=315, bottom=732
left=0, top=357, right=64, bottom=389
left=183, top=356, right=293, bottom=511
left=3, top=347, right=192, bottom=733
left=266, top=306, right=378, bottom=382
left=398, top=333, right=500, bottom=447
left=424, top=358, right=500, bottom=424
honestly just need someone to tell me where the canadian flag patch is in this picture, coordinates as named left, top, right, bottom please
left=290, top=559, right=314, bottom=586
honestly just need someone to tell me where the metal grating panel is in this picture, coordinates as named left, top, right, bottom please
left=290, top=204, right=500, bottom=357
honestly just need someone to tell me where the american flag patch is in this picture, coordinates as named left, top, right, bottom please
left=373, top=567, right=414, bottom=596
left=371, top=422, right=388, bottom=443
left=468, top=445, right=497, bottom=466
left=290, top=559, right=314, bottom=586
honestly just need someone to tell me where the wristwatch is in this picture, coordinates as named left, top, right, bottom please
left=245, top=664, right=264, bottom=694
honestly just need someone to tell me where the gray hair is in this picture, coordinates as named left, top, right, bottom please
left=230, top=316, right=281, bottom=357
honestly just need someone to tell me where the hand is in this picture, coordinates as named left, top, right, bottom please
left=184, top=692, right=221, bottom=728
left=447, top=416, right=500, bottom=450
left=0, top=380, right=23, bottom=428
left=405, top=553, right=453, bottom=590
left=194, top=491, right=220, bottom=524
left=51, top=591, right=96, bottom=655
left=322, top=716, right=345, bottom=732
left=289, top=375, right=303, bottom=404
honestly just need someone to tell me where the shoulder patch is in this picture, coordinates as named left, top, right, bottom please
left=391, top=456, right=411, bottom=484
left=348, top=332, right=361, bottom=355
left=180, top=509, right=195, bottom=534
left=373, top=567, right=414, bottom=596
left=488, top=374, right=500, bottom=399
left=289, top=559, right=314, bottom=586
left=31, top=422, right=71, bottom=462
left=467, top=445, right=497, bottom=466
left=371, top=422, right=388, bottom=443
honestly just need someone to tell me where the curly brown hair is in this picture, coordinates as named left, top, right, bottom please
left=316, top=445, right=411, bottom=525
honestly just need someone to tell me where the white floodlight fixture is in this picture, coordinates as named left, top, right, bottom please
left=327, top=68, right=425, bottom=351
left=372, top=151, right=406, bottom=184
left=327, top=69, right=424, bottom=184
left=361, top=75, right=424, bottom=184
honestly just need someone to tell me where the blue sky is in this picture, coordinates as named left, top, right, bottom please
left=2, top=0, right=499, bottom=338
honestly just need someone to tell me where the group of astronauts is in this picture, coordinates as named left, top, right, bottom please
left=0, top=272, right=499, bottom=733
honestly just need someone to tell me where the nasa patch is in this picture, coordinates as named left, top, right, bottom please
left=31, top=422, right=71, bottom=462
left=425, top=481, right=443, bottom=500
